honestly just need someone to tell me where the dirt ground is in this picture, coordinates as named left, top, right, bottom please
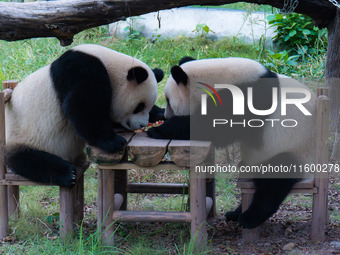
left=112, top=176, right=339, bottom=254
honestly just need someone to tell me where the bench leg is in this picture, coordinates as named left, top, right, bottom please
left=8, top=185, right=19, bottom=216
left=190, top=175, right=207, bottom=243
left=311, top=180, right=328, bottom=241
left=99, top=169, right=115, bottom=246
left=0, top=185, right=8, bottom=238
left=241, top=192, right=259, bottom=241
left=59, top=186, right=75, bottom=238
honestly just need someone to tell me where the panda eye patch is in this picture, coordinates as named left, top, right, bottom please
left=133, top=102, right=145, bottom=114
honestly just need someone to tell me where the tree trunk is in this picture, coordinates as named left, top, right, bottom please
left=326, top=8, right=340, bottom=161
left=0, top=0, right=336, bottom=46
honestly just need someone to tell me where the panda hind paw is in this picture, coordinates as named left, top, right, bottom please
left=238, top=211, right=268, bottom=229
left=225, top=210, right=241, bottom=222
left=55, top=165, right=77, bottom=188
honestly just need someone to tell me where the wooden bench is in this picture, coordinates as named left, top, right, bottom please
left=238, top=88, right=330, bottom=241
left=87, top=133, right=216, bottom=245
left=0, top=80, right=89, bottom=239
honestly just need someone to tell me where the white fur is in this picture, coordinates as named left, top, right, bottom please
left=165, top=57, right=316, bottom=170
left=164, top=58, right=267, bottom=119
left=6, top=44, right=158, bottom=163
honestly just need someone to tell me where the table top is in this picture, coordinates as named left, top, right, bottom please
left=86, top=132, right=212, bottom=168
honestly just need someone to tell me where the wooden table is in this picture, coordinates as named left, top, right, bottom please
left=87, top=132, right=216, bottom=245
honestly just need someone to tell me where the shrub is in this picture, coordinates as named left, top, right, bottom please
left=267, top=13, right=327, bottom=55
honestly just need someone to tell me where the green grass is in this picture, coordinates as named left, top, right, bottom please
left=191, top=3, right=275, bottom=13
left=0, top=26, right=332, bottom=253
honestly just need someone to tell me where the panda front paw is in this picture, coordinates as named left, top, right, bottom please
left=56, top=165, right=77, bottom=188
left=96, top=134, right=127, bottom=154
left=147, top=126, right=166, bottom=139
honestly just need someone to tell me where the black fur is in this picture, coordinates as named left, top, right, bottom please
left=228, top=153, right=300, bottom=229
left=152, top=68, right=164, bottom=83
left=5, top=145, right=76, bottom=188
left=127, top=66, right=149, bottom=84
left=147, top=115, right=190, bottom=140
left=50, top=49, right=126, bottom=153
left=148, top=105, right=165, bottom=123
left=179, top=56, right=196, bottom=66
left=171, top=66, right=188, bottom=85
left=148, top=66, right=303, bottom=228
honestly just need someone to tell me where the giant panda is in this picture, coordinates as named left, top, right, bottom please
left=147, top=56, right=316, bottom=229
left=4, top=44, right=163, bottom=188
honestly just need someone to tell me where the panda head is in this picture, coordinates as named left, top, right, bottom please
left=113, top=66, right=164, bottom=130
left=163, top=56, right=270, bottom=119
left=72, top=44, right=164, bottom=130
left=164, top=65, right=191, bottom=119
left=163, top=56, right=197, bottom=119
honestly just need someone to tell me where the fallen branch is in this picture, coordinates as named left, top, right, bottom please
left=0, top=0, right=336, bottom=46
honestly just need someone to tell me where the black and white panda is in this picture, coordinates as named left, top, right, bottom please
left=5, top=44, right=163, bottom=188
left=147, top=57, right=316, bottom=229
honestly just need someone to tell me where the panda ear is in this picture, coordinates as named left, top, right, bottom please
left=127, top=66, right=149, bottom=84
left=171, top=65, right=188, bottom=86
left=152, top=68, right=164, bottom=83
left=179, top=56, right=196, bottom=66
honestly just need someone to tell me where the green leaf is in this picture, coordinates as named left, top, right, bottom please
left=202, top=25, right=210, bottom=33
left=289, top=30, right=297, bottom=37
left=266, top=14, right=276, bottom=22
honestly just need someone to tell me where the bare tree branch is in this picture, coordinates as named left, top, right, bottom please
left=0, top=0, right=336, bottom=46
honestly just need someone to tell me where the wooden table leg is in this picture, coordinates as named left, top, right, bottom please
left=73, top=174, right=84, bottom=224
left=241, top=192, right=259, bottom=241
left=190, top=174, right=207, bottom=243
left=0, top=185, right=8, bottom=238
left=101, top=169, right=115, bottom=246
left=59, top=186, right=75, bottom=238
left=8, top=185, right=19, bottom=216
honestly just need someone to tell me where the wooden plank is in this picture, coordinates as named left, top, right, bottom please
left=127, top=132, right=169, bottom=167
left=73, top=174, right=84, bottom=224
left=86, top=133, right=134, bottom=165
left=97, top=169, right=103, bottom=237
left=98, top=162, right=188, bottom=171
left=0, top=92, right=5, bottom=179
left=237, top=178, right=314, bottom=189
left=101, top=170, right=115, bottom=246
left=7, top=185, right=19, bottom=216
left=241, top=193, right=259, bottom=240
left=2, top=80, right=18, bottom=90
left=0, top=92, right=9, bottom=238
left=112, top=211, right=192, bottom=223
left=126, top=183, right=188, bottom=194
left=59, top=186, right=75, bottom=238
left=190, top=174, right=207, bottom=242
left=0, top=186, right=8, bottom=238
left=168, top=140, right=212, bottom=167
left=311, top=90, right=330, bottom=241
